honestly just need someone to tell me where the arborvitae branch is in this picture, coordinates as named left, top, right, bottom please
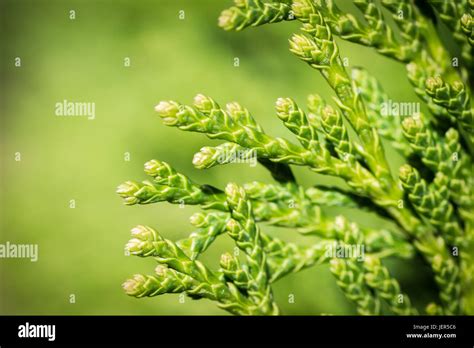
left=224, top=182, right=279, bottom=314
left=119, top=0, right=474, bottom=316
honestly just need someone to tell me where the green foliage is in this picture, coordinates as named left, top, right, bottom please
left=119, top=0, right=474, bottom=315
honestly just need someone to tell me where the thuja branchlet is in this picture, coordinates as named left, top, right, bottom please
left=118, top=0, right=474, bottom=315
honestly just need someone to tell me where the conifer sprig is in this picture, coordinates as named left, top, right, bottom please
left=124, top=225, right=265, bottom=315
left=219, top=0, right=293, bottom=31
left=363, top=256, right=418, bottom=315
left=329, top=216, right=381, bottom=315
left=224, top=183, right=279, bottom=314
left=427, top=0, right=473, bottom=67
left=351, top=67, right=412, bottom=156
left=119, top=0, right=474, bottom=315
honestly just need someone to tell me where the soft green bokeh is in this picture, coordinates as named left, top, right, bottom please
left=0, top=0, right=435, bottom=315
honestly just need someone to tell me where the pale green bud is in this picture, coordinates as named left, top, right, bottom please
left=131, top=225, right=159, bottom=242
left=192, top=147, right=216, bottom=169
left=275, top=97, right=294, bottom=122
left=189, top=212, right=207, bottom=227
left=155, top=101, right=180, bottom=126
left=220, top=252, right=235, bottom=270
left=218, top=9, right=237, bottom=31
left=193, top=94, right=217, bottom=115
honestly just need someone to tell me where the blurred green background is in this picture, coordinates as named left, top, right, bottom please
left=0, top=0, right=436, bottom=315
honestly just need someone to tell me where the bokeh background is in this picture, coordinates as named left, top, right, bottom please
left=1, top=0, right=438, bottom=314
